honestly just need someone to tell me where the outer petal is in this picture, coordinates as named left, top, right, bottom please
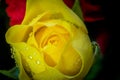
left=5, top=25, right=32, bottom=43
left=72, top=28, right=94, bottom=78
left=9, top=43, right=79, bottom=80
left=10, top=43, right=46, bottom=80
left=22, top=0, right=87, bottom=33
left=10, top=43, right=31, bottom=80
left=56, top=22, right=94, bottom=79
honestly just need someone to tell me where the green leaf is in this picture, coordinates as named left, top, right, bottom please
left=72, top=0, right=84, bottom=21
left=0, top=66, right=19, bottom=80
left=84, top=41, right=103, bottom=80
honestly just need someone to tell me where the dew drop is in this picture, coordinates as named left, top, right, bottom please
left=10, top=47, right=16, bottom=59
left=10, top=47, right=15, bottom=54
left=29, top=56, right=33, bottom=59
left=36, top=60, right=40, bottom=64
left=11, top=54, right=14, bottom=59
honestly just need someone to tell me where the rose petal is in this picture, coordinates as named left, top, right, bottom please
left=5, top=25, right=32, bottom=43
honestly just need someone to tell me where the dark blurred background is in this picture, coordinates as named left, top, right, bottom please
left=0, top=0, right=120, bottom=80
left=0, top=0, right=15, bottom=80
left=90, top=0, right=120, bottom=80
left=85, top=0, right=120, bottom=80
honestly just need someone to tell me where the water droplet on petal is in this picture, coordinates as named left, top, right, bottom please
left=36, top=60, right=40, bottom=64
left=11, top=54, right=14, bottom=59
left=10, top=47, right=15, bottom=54
left=10, top=47, right=16, bottom=59
left=29, top=56, right=33, bottom=59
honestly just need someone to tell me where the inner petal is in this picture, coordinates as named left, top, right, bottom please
left=35, top=25, right=70, bottom=67
left=42, top=34, right=66, bottom=67
left=57, top=44, right=82, bottom=76
left=35, top=26, right=47, bottom=47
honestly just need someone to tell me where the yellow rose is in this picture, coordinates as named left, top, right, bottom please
left=5, top=0, right=94, bottom=80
